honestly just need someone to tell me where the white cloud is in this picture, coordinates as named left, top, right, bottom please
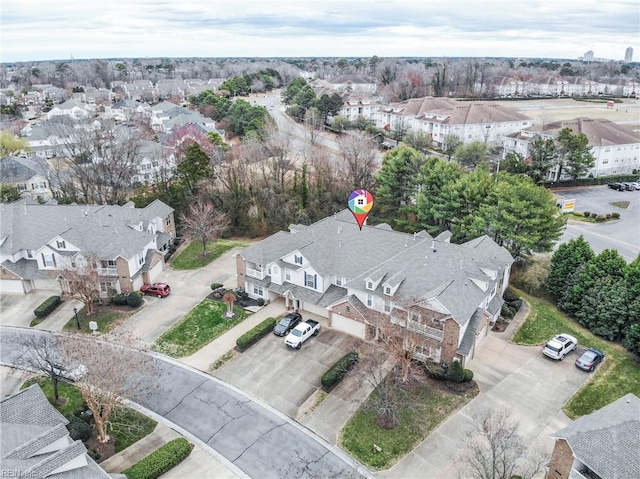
left=1, top=0, right=638, bottom=62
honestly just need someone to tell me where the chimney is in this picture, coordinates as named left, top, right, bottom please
left=431, top=240, right=437, bottom=252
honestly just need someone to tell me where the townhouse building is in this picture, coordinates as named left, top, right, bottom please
left=237, top=210, right=513, bottom=366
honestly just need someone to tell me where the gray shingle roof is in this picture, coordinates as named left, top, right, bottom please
left=0, top=384, right=111, bottom=478
left=242, top=210, right=513, bottom=328
left=544, top=117, right=640, bottom=147
left=552, top=393, right=640, bottom=479
left=457, top=308, right=485, bottom=356
left=0, top=155, right=48, bottom=182
left=0, top=200, right=173, bottom=263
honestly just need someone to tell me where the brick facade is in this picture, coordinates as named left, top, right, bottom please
left=442, top=318, right=461, bottom=363
left=546, top=439, right=573, bottom=479
left=116, top=257, right=133, bottom=292
left=236, top=254, right=246, bottom=289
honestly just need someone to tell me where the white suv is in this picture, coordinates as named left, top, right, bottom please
left=542, top=334, right=577, bottom=360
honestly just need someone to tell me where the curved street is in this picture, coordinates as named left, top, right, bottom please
left=0, top=326, right=371, bottom=479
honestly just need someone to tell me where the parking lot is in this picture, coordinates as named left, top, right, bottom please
left=214, top=327, right=362, bottom=418
left=553, top=185, right=640, bottom=262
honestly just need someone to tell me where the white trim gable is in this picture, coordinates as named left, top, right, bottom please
left=283, top=250, right=307, bottom=267
left=469, top=277, right=489, bottom=292
left=479, top=267, right=497, bottom=280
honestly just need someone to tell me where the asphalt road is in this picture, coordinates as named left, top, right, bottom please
left=553, top=185, right=640, bottom=262
left=0, top=326, right=372, bottom=479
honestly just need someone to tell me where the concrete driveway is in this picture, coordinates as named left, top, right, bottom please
left=214, top=328, right=362, bottom=419
left=379, top=333, right=589, bottom=479
left=116, top=246, right=243, bottom=344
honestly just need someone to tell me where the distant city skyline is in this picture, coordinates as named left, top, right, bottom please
left=1, top=0, right=638, bottom=63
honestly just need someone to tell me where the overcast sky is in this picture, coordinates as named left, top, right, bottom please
left=2, top=0, right=638, bottom=63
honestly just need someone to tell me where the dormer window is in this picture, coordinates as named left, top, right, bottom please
left=366, top=281, right=373, bottom=290
left=294, top=255, right=303, bottom=265
left=56, top=240, right=66, bottom=249
left=384, top=286, right=391, bottom=295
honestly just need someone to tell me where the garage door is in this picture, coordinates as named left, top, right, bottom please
left=0, top=279, right=25, bottom=294
left=146, top=258, right=164, bottom=283
left=332, top=313, right=366, bottom=338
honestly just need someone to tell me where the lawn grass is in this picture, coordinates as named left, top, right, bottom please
left=22, top=377, right=157, bottom=453
left=152, top=299, right=248, bottom=357
left=171, top=239, right=252, bottom=270
left=62, top=305, right=133, bottom=333
left=23, top=376, right=85, bottom=417
left=341, top=381, right=474, bottom=470
left=110, top=406, right=158, bottom=453
left=512, top=289, right=640, bottom=418
left=610, top=201, right=630, bottom=209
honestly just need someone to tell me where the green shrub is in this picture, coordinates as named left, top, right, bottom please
left=501, top=304, right=514, bottom=319
left=446, top=360, right=465, bottom=383
left=573, top=211, right=584, bottom=217
left=590, top=212, right=598, bottom=218
left=462, top=369, right=474, bottom=382
left=605, top=213, right=612, bottom=219
left=257, top=298, right=265, bottom=306
left=510, top=298, right=523, bottom=312
left=611, top=212, right=620, bottom=219
left=113, top=294, right=129, bottom=306
left=123, top=438, right=193, bottom=479
left=583, top=211, right=590, bottom=217
left=88, top=449, right=101, bottom=461
left=127, top=291, right=143, bottom=308
left=236, top=317, right=277, bottom=351
left=66, top=415, right=91, bottom=442
left=210, top=283, right=223, bottom=290
left=503, top=287, right=520, bottom=302
left=34, top=296, right=62, bottom=318
left=508, top=305, right=518, bottom=317
left=321, top=351, right=359, bottom=391
left=421, top=360, right=447, bottom=380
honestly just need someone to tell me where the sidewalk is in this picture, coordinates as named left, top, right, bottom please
left=178, top=298, right=286, bottom=371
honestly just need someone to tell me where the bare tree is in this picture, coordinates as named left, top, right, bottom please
left=456, top=409, right=546, bottom=479
left=59, top=332, right=157, bottom=443
left=58, top=253, right=104, bottom=316
left=223, top=291, right=237, bottom=318
left=337, top=132, right=379, bottom=190
left=180, top=199, right=229, bottom=257
left=15, top=333, right=67, bottom=402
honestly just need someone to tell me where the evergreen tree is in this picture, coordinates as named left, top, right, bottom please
left=374, top=146, right=425, bottom=230
left=555, top=128, right=595, bottom=181
left=529, top=136, right=556, bottom=183
left=547, top=236, right=594, bottom=298
left=576, top=276, right=629, bottom=340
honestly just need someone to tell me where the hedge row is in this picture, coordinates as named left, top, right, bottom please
left=236, top=317, right=277, bottom=351
left=321, top=351, right=359, bottom=392
left=112, top=291, right=144, bottom=308
left=123, top=438, right=193, bottom=479
left=34, top=296, right=62, bottom=318
left=546, top=173, right=639, bottom=188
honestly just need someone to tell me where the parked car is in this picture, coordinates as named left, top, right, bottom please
left=285, top=320, right=320, bottom=349
left=575, top=348, right=605, bottom=371
left=621, top=182, right=636, bottom=191
left=542, top=333, right=577, bottom=360
left=629, top=182, right=640, bottom=190
left=273, top=312, right=302, bottom=336
left=140, top=282, right=171, bottom=298
left=607, top=183, right=626, bottom=191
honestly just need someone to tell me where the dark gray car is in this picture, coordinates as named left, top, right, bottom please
left=273, top=312, right=302, bottom=336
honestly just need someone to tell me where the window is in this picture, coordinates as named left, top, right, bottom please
left=100, top=282, right=112, bottom=293
left=137, top=253, right=144, bottom=265
left=384, top=286, right=391, bottom=295
left=336, top=277, right=342, bottom=286
left=252, top=284, right=263, bottom=296
left=366, top=281, right=373, bottom=290
left=305, top=272, right=317, bottom=289
left=285, top=269, right=291, bottom=281
left=366, top=294, right=373, bottom=307
left=26, top=250, right=33, bottom=259
left=165, top=215, right=171, bottom=225
left=384, top=299, right=392, bottom=313
left=42, top=254, right=55, bottom=267
left=294, top=255, right=303, bottom=265
left=346, top=305, right=351, bottom=313
left=56, top=240, right=66, bottom=249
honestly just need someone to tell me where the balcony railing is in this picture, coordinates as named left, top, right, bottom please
left=97, top=268, right=118, bottom=276
left=246, top=268, right=265, bottom=280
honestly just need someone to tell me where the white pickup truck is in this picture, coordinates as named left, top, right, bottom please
left=284, top=320, right=320, bottom=349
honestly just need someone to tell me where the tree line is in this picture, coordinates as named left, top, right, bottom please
left=547, top=236, right=640, bottom=353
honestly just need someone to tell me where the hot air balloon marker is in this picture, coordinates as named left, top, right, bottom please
left=348, top=189, right=374, bottom=230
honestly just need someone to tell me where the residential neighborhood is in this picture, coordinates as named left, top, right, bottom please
left=1, top=51, right=639, bottom=479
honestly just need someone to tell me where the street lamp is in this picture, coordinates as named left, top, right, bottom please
left=73, top=307, right=80, bottom=330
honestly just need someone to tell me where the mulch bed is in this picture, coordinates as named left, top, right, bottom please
left=86, top=435, right=115, bottom=463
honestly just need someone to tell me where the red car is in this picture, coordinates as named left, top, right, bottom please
left=140, top=283, right=171, bottom=298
